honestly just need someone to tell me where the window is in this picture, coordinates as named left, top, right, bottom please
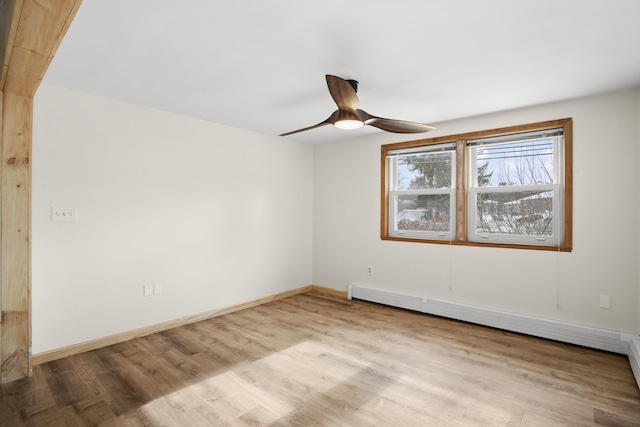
left=387, top=144, right=456, bottom=240
left=382, top=118, right=572, bottom=251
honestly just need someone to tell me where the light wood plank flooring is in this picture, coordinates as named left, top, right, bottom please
left=1, top=290, right=639, bottom=426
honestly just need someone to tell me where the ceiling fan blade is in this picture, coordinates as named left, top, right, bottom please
left=357, top=109, right=435, bottom=134
left=279, top=111, right=339, bottom=136
left=326, top=75, right=359, bottom=111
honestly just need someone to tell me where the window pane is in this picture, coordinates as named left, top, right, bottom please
left=396, top=152, right=452, bottom=190
left=396, top=194, right=451, bottom=232
left=476, top=138, right=554, bottom=187
left=473, top=191, right=553, bottom=236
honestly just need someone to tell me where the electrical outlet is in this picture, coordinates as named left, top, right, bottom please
left=51, top=207, right=78, bottom=222
left=153, top=282, right=162, bottom=295
left=367, top=265, right=373, bottom=275
left=599, top=294, right=610, bottom=309
left=143, top=284, right=153, bottom=297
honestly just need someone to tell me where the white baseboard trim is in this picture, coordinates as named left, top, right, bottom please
left=348, top=283, right=640, bottom=389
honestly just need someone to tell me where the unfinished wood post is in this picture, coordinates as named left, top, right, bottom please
left=0, top=92, right=32, bottom=382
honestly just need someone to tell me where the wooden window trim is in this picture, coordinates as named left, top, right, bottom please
left=381, top=118, right=573, bottom=252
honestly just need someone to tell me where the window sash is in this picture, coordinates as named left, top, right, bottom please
left=388, top=189, right=456, bottom=240
left=390, top=150, right=455, bottom=191
left=467, top=132, right=564, bottom=245
left=468, top=134, right=562, bottom=188
left=388, top=150, right=455, bottom=240
left=467, top=185, right=561, bottom=245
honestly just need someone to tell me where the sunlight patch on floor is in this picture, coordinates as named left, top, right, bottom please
left=138, top=339, right=374, bottom=424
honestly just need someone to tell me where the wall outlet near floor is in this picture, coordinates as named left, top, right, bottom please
left=367, top=265, right=373, bottom=275
left=599, top=294, right=611, bottom=309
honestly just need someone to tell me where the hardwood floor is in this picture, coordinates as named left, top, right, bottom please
left=1, top=290, right=639, bottom=426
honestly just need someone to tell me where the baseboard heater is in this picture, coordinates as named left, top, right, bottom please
left=347, top=283, right=638, bottom=356
left=630, top=340, right=640, bottom=383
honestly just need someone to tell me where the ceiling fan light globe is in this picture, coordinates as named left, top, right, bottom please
left=334, top=119, right=364, bottom=130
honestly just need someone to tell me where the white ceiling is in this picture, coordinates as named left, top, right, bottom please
left=43, top=0, right=640, bottom=144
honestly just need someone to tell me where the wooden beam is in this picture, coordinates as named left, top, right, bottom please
left=3, top=0, right=81, bottom=97
left=0, top=0, right=22, bottom=90
left=0, top=0, right=82, bottom=383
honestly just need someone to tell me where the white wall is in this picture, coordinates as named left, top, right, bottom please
left=313, top=89, right=640, bottom=333
left=638, top=88, right=640, bottom=334
left=32, top=84, right=313, bottom=354
left=32, top=85, right=640, bottom=355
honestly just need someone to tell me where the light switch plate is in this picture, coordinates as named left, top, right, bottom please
left=51, top=207, right=77, bottom=222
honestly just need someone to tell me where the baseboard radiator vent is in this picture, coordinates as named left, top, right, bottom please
left=630, top=340, right=640, bottom=388
left=347, top=285, right=423, bottom=312
left=348, top=283, right=637, bottom=356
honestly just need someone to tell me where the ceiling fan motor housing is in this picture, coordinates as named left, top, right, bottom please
left=346, top=79, right=359, bottom=93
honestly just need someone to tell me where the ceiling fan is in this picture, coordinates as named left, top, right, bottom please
left=280, top=75, right=435, bottom=137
